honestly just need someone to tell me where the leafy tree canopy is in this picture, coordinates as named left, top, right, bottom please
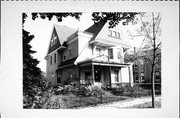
left=23, top=12, right=138, bottom=28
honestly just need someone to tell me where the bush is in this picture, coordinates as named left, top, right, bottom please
left=86, top=85, right=105, bottom=97
left=111, top=84, right=145, bottom=96
left=111, top=87, right=124, bottom=95
left=54, top=84, right=105, bottom=97
left=23, top=79, right=52, bottom=109
left=76, top=85, right=89, bottom=96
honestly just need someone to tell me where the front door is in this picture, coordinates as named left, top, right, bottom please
left=95, top=70, right=101, bottom=82
left=85, top=71, right=92, bottom=85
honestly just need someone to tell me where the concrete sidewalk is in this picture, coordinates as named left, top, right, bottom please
left=81, top=96, right=161, bottom=109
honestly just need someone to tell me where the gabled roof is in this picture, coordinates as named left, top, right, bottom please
left=84, top=22, right=131, bottom=49
left=54, top=24, right=77, bottom=45
left=46, top=24, right=77, bottom=56
left=84, top=22, right=106, bottom=40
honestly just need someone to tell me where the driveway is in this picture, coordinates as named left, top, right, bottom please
left=81, top=96, right=161, bottom=109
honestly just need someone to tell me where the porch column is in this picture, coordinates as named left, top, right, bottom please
left=92, top=63, right=95, bottom=84
left=128, top=64, right=134, bottom=87
left=109, top=66, right=112, bottom=89
left=79, top=65, right=81, bottom=84
left=92, top=43, right=97, bottom=56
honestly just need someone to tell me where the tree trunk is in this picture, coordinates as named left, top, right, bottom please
left=151, top=12, right=156, bottom=108
left=151, top=65, right=155, bottom=108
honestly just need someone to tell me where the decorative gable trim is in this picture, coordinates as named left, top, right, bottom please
left=47, top=27, right=61, bottom=55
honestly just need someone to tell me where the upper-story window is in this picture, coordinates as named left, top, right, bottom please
left=54, top=53, right=56, bottom=64
left=108, top=30, right=121, bottom=39
left=63, top=54, right=66, bottom=61
left=108, top=48, right=113, bottom=59
left=50, top=56, right=52, bottom=65
left=50, top=34, right=57, bottom=47
left=96, top=48, right=102, bottom=56
left=69, top=49, right=72, bottom=58
left=117, top=49, right=122, bottom=60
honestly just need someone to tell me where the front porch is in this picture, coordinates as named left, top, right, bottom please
left=78, top=61, right=134, bottom=88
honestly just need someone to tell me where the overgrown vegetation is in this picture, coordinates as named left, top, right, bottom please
left=43, top=84, right=125, bottom=109
left=40, top=84, right=160, bottom=109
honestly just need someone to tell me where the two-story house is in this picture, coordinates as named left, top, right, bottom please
left=45, top=22, right=134, bottom=88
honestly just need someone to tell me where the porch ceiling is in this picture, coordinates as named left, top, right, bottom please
left=90, top=40, right=114, bottom=47
left=79, top=60, right=129, bottom=67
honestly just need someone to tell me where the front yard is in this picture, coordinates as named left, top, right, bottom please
left=40, top=84, right=161, bottom=109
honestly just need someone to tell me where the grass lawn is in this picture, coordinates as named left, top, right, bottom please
left=125, top=101, right=161, bottom=108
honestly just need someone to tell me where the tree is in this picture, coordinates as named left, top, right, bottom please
left=92, top=12, right=138, bottom=27
left=128, top=12, right=161, bottom=108
left=29, top=12, right=138, bottom=28
left=22, top=13, right=84, bottom=108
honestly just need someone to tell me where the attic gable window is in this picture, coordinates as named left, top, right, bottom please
left=108, top=30, right=121, bottom=39
left=51, top=34, right=57, bottom=47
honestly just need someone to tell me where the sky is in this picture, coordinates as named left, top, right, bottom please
left=23, top=13, right=143, bottom=72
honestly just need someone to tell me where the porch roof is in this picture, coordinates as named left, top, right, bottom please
left=78, top=60, right=130, bottom=67
left=58, top=57, right=77, bottom=69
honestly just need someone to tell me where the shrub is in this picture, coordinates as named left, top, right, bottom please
left=23, top=79, right=53, bottom=109
left=75, top=85, right=89, bottom=96
left=111, top=84, right=145, bottom=96
left=111, top=87, right=124, bottom=95
left=87, top=85, right=105, bottom=97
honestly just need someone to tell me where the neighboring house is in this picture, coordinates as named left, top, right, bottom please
left=45, top=22, right=134, bottom=88
left=128, top=48, right=161, bottom=83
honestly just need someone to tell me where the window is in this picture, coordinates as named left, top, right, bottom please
left=50, top=56, right=52, bottom=65
left=108, top=30, right=112, bottom=36
left=117, top=49, right=122, bottom=60
left=108, top=30, right=121, bottom=39
left=96, top=48, right=101, bottom=56
left=114, top=70, right=119, bottom=82
left=117, top=32, right=120, bottom=39
left=155, top=71, right=161, bottom=82
left=69, top=49, right=72, bottom=58
left=140, top=72, right=145, bottom=82
left=54, top=53, right=56, bottom=64
left=108, top=49, right=113, bottom=59
left=112, top=31, right=116, bottom=37
left=50, top=34, right=57, bottom=47
left=63, top=55, right=66, bottom=61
